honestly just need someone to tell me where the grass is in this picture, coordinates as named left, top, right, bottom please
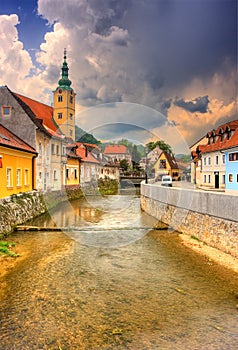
left=0, top=241, right=19, bottom=257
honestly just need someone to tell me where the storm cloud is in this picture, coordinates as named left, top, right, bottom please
left=174, top=96, right=210, bottom=114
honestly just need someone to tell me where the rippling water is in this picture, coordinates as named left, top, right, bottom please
left=0, top=196, right=237, bottom=349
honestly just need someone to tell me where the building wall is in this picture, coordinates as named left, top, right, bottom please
left=66, top=158, right=80, bottom=186
left=0, top=146, right=36, bottom=198
left=197, top=151, right=226, bottom=189
left=225, top=150, right=238, bottom=192
left=0, top=87, right=37, bottom=148
left=141, top=183, right=238, bottom=258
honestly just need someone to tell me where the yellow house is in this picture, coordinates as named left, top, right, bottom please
left=0, top=124, right=37, bottom=199
left=154, top=151, right=179, bottom=180
left=65, top=145, right=81, bottom=188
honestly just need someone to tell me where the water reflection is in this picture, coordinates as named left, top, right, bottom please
left=29, top=196, right=158, bottom=248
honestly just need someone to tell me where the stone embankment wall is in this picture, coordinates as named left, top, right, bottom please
left=0, top=191, right=46, bottom=237
left=141, top=183, right=238, bottom=258
left=0, top=188, right=84, bottom=237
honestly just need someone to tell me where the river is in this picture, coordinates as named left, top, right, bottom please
left=0, top=195, right=237, bottom=349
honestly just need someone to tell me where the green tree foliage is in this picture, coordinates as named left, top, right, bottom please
left=120, top=159, right=130, bottom=171
left=75, top=125, right=101, bottom=145
left=146, top=140, right=173, bottom=154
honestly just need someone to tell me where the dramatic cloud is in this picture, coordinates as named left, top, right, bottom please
left=1, top=0, right=237, bottom=148
left=174, top=96, right=210, bottom=114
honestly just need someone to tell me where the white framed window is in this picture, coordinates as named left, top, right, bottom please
left=208, top=157, right=211, bottom=165
left=215, top=155, right=219, bottom=165
left=51, top=143, right=55, bottom=155
left=203, top=157, right=206, bottom=165
left=6, top=168, right=13, bottom=188
left=16, top=168, right=21, bottom=187
left=204, top=174, right=206, bottom=183
left=24, top=169, right=29, bottom=186
left=222, top=154, right=225, bottom=164
left=208, top=174, right=211, bottom=183
left=56, top=145, right=59, bottom=155
left=62, top=145, right=66, bottom=156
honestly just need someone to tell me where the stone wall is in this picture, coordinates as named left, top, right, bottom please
left=0, top=188, right=84, bottom=237
left=0, top=191, right=46, bottom=237
left=141, top=183, right=238, bottom=258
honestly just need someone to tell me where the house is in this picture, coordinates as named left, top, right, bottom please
left=191, top=120, right=238, bottom=190
left=104, top=145, right=132, bottom=165
left=139, top=146, right=162, bottom=170
left=221, top=128, right=238, bottom=193
left=75, top=143, right=100, bottom=185
left=65, top=144, right=81, bottom=189
left=154, top=152, right=179, bottom=180
left=91, top=147, right=120, bottom=181
left=0, top=123, right=37, bottom=199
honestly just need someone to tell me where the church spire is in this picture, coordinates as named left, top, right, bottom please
left=57, top=49, right=72, bottom=90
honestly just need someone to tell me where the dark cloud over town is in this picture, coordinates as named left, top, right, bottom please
left=0, top=0, right=237, bottom=148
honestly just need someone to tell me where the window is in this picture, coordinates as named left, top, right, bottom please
left=2, top=106, right=11, bottom=116
left=208, top=157, right=211, bottom=165
left=16, top=169, right=21, bottom=187
left=70, top=113, right=73, bottom=120
left=66, top=168, right=69, bottom=179
left=228, top=174, right=233, bottom=182
left=160, top=159, right=166, bottom=168
left=215, top=155, right=219, bottom=165
left=208, top=175, right=211, bottom=183
left=229, top=152, right=238, bottom=161
left=62, top=145, right=66, bottom=156
left=6, top=168, right=12, bottom=188
left=54, top=170, right=57, bottom=181
left=204, top=157, right=206, bottom=165
left=70, top=95, right=73, bottom=104
left=51, top=144, right=55, bottom=154
left=237, top=174, right=238, bottom=183
left=204, top=175, right=206, bottom=183
left=24, top=169, right=29, bottom=186
left=74, top=169, right=78, bottom=179
left=222, top=175, right=225, bottom=184
left=58, top=113, right=62, bottom=119
left=58, top=95, right=63, bottom=102
left=56, top=145, right=59, bottom=155
left=70, top=129, right=73, bottom=137
left=222, top=154, right=225, bottom=164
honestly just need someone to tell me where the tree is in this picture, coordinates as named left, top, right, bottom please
left=120, top=159, right=130, bottom=171
left=146, top=140, right=173, bottom=154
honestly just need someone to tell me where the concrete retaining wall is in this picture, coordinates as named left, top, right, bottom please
left=141, top=183, right=238, bottom=258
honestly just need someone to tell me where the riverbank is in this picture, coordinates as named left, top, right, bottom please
left=179, top=234, right=238, bottom=273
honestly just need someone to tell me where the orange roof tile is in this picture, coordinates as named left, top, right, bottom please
left=15, top=93, right=63, bottom=138
left=0, top=123, right=37, bottom=154
left=75, top=142, right=99, bottom=163
left=104, top=145, right=128, bottom=154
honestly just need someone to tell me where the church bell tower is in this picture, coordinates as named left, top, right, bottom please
left=53, top=49, right=76, bottom=141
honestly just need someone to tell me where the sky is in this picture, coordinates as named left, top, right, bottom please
left=0, top=0, right=237, bottom=153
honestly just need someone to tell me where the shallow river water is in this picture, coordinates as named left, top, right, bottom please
left=0, top=195, right=237, bottom=350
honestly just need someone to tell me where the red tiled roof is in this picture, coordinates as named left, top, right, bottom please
left=75, top=142, right=99, bottom=163
left=198, top=121, right=238, bottom=154
left=104, top=145, right=128, bottom=154
left=15, top=93, right=63, bottom=138
left=0, top=123, right=37, bottom=154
